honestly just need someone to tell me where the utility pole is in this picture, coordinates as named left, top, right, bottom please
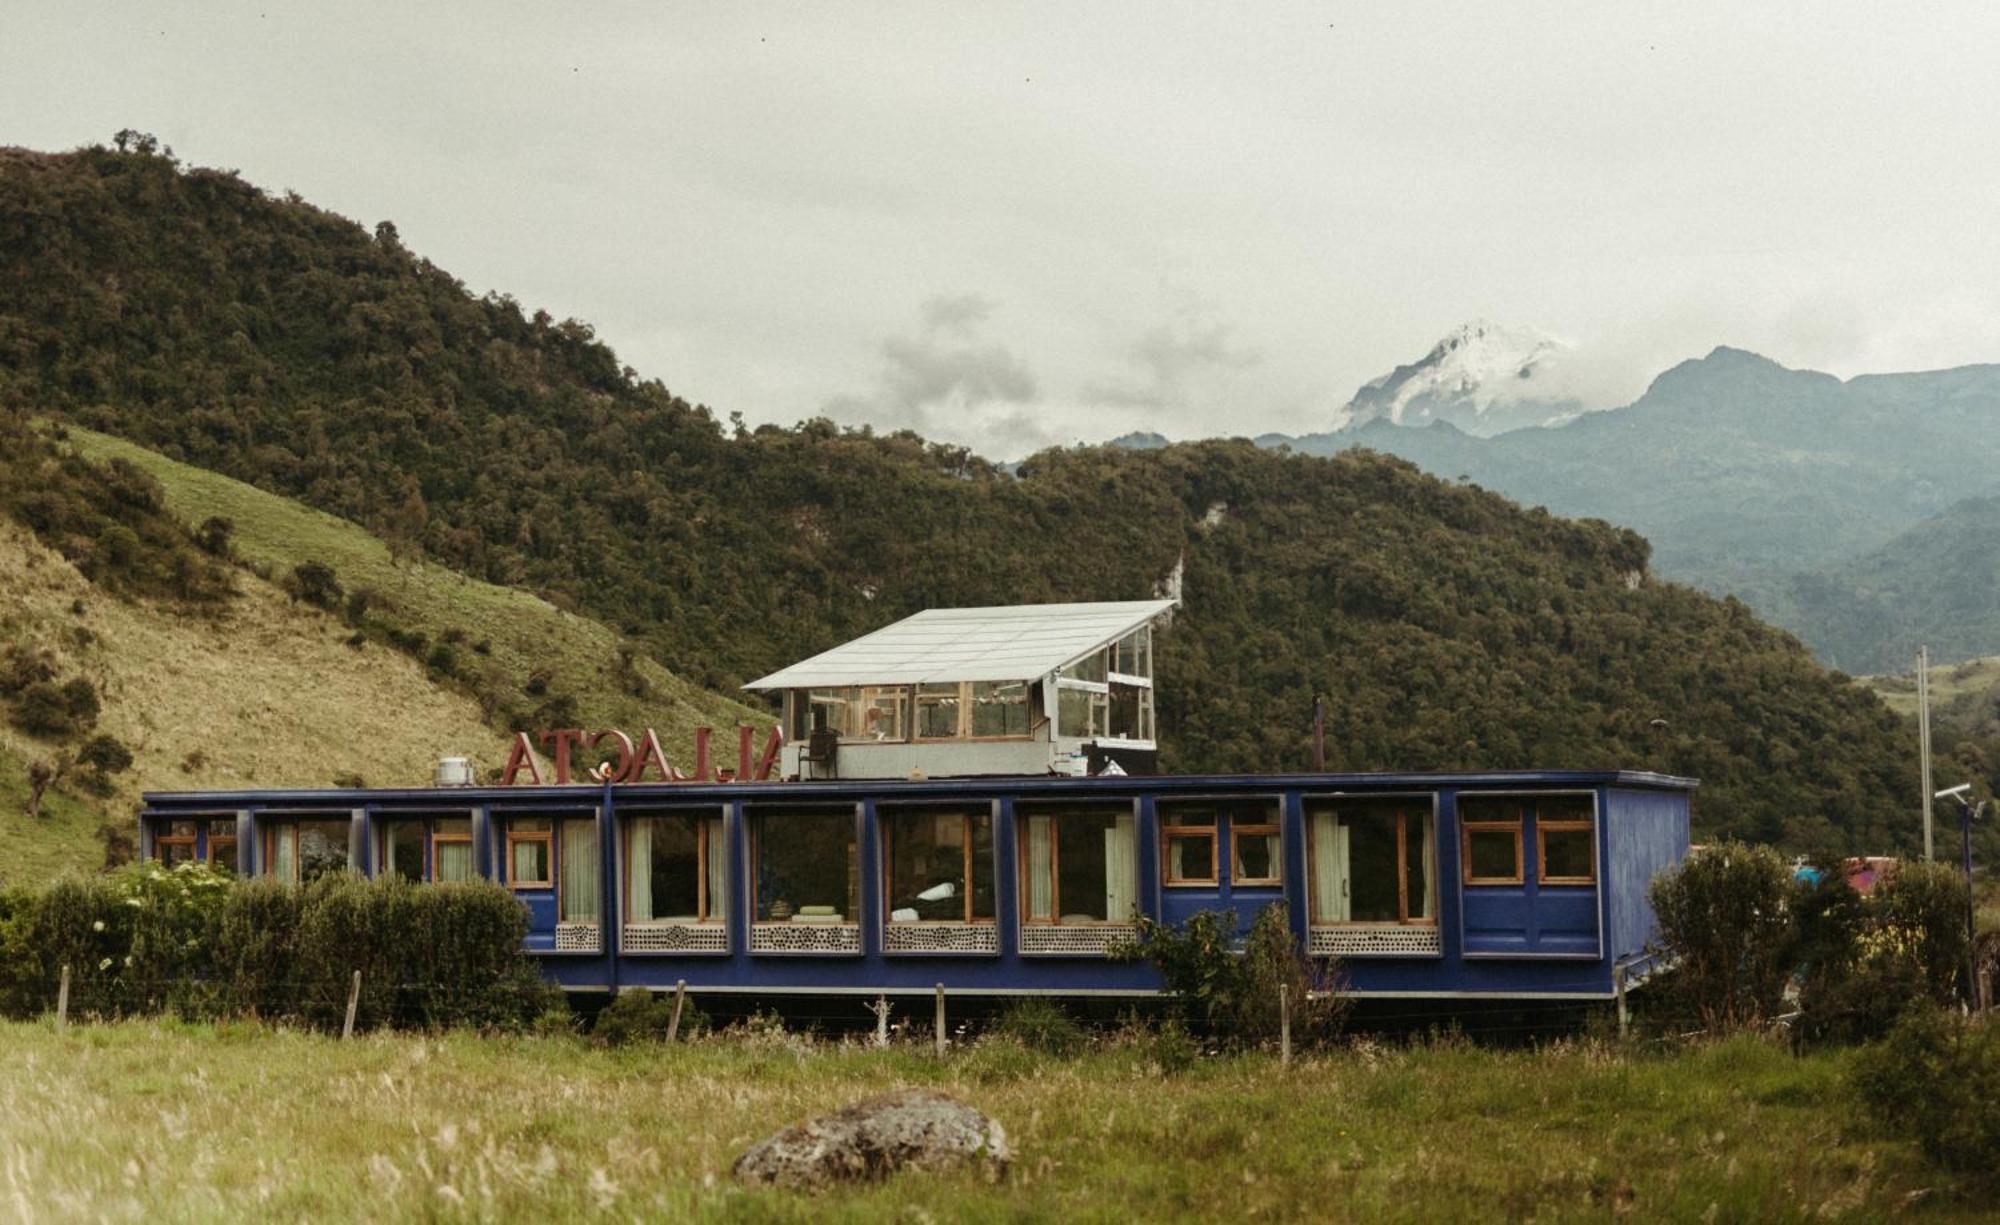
left=1312, top=695, right=1326, bottom=773
left=1918, top=645, right=1934, bottom=860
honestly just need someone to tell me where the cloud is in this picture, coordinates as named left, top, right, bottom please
left=822, top=295, right=1047, bottom=455
left=1086, top=318, right=1262, bottom=412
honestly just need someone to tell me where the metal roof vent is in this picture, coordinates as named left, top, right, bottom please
left=434, top=756, right=475, bottom=787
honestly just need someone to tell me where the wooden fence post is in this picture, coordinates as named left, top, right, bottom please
left=667, top=980, right=688, bottom=1042
left=56, top=964, right=70, bottom=1029
left=342, top=970, right=362, bottom=1040
left=1279, top=983, right=1291, bottom=1066
left=867, top=994, right=891, bottom=1047
left=1614, top=963, right=1629, bottom=1040
left=935, top=984, right=946, bottom=1058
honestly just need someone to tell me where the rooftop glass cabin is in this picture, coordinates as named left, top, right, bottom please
left=139, top=769, right=1693, bottom=1002
left=744, top=600, right=1175, bottom=780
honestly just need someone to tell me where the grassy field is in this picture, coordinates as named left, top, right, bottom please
left=1865, top=654, right=2000, bottom=722
left=0, top=1019, right=1978, bottom=1222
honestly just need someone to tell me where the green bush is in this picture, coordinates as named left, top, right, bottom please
left=988, top=996, right=1087, bottom=1056
left=1871, top=860, right=1970, bottom=1005
left=1648, top=842, right=1796, bottom=1032
left=1851, top=1008, right=2000, bottom=1179
left=592, top=987, right=708, bottom=1046
left=1116, top=904, right=1346, bottom=1049
left=0, top=868, right=552, bottom=1031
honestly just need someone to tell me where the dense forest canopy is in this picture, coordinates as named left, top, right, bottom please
left=1, top=141, right=1984, bottom=857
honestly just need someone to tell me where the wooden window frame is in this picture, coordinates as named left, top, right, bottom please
left=1537, top=818, right=1598, bottom=886
left=204, top=820, right=237, bottom=870
left=882, top=808, right=995, bottom=925
left=156, top=820, right=198, bottom=865
left=1159, top=811, right=1218, bottom=887
left=1231, top=821, right=1283, bottom=887
left=1461, top=814, right=1526, bottom=886
left=429, top=819, right=473, bottom=883
left=1309, top=803, right=1439, bottom=926
left=623, top=812, right=717, bottom=924
left=505, top=819, right=554, bottom=890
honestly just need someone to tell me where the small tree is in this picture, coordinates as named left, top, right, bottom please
left=1872, top=860, right=1970, bottom=1006
left=284, top=561, right=343, bottom=611
left=1117, top=904, right=1346, bottom=1048
left=1648, top=841, right=1796, bottom=1032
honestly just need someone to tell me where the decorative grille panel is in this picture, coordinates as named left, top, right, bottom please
left=1018, top=924, right=1137, bottom=956
left=555, top=923, right=603, bottom=953
left=750, top=923, right=862, bottom=955
left=883, top=923, right=1000, bottom=955
left=1308, top=925, right=1441, bottom=958
left=623, top=923, right=729, bottom=954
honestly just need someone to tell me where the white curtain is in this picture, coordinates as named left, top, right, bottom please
left=629, top=819, right=654, bottom=921
left=705, top=816, right=727, bottom=921
left=1027, top=816, right=1053, bottom=920
left=1104, top=814, right=1136, bottom=922
left=436, top=841, right=473, bottom=883
left=272, top=827, right=295, bottom=883
left=561, top=820, right=599, bottom=924
left=1311, top=812, right=1348, bottom=922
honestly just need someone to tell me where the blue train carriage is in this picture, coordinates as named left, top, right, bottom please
left=137, top=600, right=1693, bottom=1004
left=138, top=771, right=1692, bottom=1002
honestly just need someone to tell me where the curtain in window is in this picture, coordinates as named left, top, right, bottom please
left=1416, top=814, right=1435, bottom=919
left=1104, top=814, right=1136, bottom=922
left=436, top=841, right=474, bottom=882
left=1026, top=816, right=1053, bottom=920
left=629, top=819, right=654, bottom=921
left=1311, top=812, right=1348, bottom=922
left=705, top=816, right=726, bottom=921
left=561, top=820, right=599, bottom=924
left=272, top=827, right=295, bottom=883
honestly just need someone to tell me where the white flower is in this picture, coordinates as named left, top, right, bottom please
left=123, top=955, right=134, bottom=967
left=98, top=957, right=113, bottom=971
left=91, top=920, right=106, bottom=932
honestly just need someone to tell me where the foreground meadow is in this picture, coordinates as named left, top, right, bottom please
left=0, top=1019, right=1982, bottom=1223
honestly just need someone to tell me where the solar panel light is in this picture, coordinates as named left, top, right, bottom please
left=1934, top=783, right=1972, bottom=801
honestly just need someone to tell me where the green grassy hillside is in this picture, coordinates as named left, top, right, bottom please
left=63, top=425, right=768, bottom=753
left=0, top=140, right=1971, bottom=856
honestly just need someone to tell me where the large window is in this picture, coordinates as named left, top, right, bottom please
left=884, top=807, right=994, bottom=923
left=1056, top=631, right=1155, bottom=744
left=626, top=811, right=726, bottom=923
left=1020, top=806, right=1138, bottom=924
left=752, top=809, right=858, bottom=923
left=793, top=687, right=909, bottom=743
left=1308, top=800, right=1436, bottom=925
left=914, top=681, right=1033, bottom=740
left=379, top=816, right=474, bottom=883
left=264, top=819, right=351, bottom=884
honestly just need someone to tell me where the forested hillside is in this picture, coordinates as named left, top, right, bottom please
left=0, top=140, right=1977, bottom=856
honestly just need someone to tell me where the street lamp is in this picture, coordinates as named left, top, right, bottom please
left=1934, top=785, right=1987, bottom=1007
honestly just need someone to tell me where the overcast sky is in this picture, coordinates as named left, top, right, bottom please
left=8, top=3, right=2000, bottom=456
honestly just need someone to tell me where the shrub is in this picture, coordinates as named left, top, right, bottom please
left=11, top=682, right=76, bottom=736
left=988, top=996, right=1087, bottom=1056
left=284, top=560, right=343, bottom=610
left=194, top=515, right=233, bottom=556
left=593, top=987, right=708, bottom=1045
left=1116, top=904, right=1346, bottom=1049
left=1647, top=841, right=1795, bottom=1032
left=1871, top=860, right=1970, bottom=1005
left=76, top=733, right=134, bottom=794
left=1852, top=1008, right=2000, bottom=1179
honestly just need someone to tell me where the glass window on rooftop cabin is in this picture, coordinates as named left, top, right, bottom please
left=1112, top=627, right=1151, bottom=679
left=800, top=686, right=908, bottom=742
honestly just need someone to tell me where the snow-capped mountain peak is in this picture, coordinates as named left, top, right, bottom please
left=1334, top=321, right=1581, bottom=437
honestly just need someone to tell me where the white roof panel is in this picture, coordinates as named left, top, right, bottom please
left=743, top=599, right=1175, bottom=690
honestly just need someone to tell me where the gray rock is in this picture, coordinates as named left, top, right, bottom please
left=732, top=1088, right=1010, bottom=1190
